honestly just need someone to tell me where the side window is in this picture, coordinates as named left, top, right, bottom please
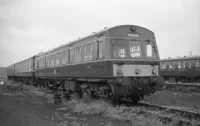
left=37, top=59, right=39, bottom=69
left=160, top=62, right=167, bottom=70
left=50, top=55, right=55, bottom=67
left=43, top=57, right=46, bottom=68
left=185, top=61, right=189, bottom=68
left=46, top=56, right=49, bottom=67
left=56, top=53, right=61, bottom=66
left=99, top=41, right=103, bottom=59
left=48, top=56, right=51, bottom=67
left=83, top=43, right=94, bottom=61
left=178, top=62, right=181, bottom=69
left=195, top=61, right=200, bottom=68
left=75, top=47, right=81, bottom=55
left=24, top=61, right=26, bottom=71
left=30, top=59, right=33, bottom=69
left=69, top=49, right=74, bottom=63
left=146, top=44, right=152, bottom=57
left=61, top=51, right=68, bottom=65
left=182, top=61, right=186, bottom=69
left=168, top=62, right=174, bottom=70
left=74, top=46, right=82, bottom=62
left=189, top=61, right=192, bottom=68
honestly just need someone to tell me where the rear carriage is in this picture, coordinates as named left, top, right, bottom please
left=9, top=56, right=36, bottom=83
left=160, top=56, right=200, bottom=83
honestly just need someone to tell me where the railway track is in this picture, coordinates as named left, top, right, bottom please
left=166, top=82, right=200, bottom=86
left=117, top=98, right=200, bottom=125
left=136, top=101, right=200, bottom=125
left=50, top=90, right=200, bottom=125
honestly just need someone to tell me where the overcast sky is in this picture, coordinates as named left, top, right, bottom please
left=0, top=0, right=200, bottom=67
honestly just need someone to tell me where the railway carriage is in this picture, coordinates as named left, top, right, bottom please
left=7, top=25, right=164, bottom=103
left=160, top=56, right=200, bottom=83
left=8, top=56, right=36, bottom=83
left=34, top=25, right=164, bottom=102
left=6, top=64, right=15, bottom=80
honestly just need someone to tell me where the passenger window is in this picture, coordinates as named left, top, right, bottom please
left=196, top=61, right=200, bottom=68
left=46, top=57, right=49, bottom=67
left=74, top=46, right=82, bottom=62
left=51, top=55, right=55, bottom=67
left=169, top=63, right=173, bottom=70
left=160, top=63, right=167, bottom=70
left=83, top=43, right=94, bottom=61
left=178, top=62, right=181, bottom=69
left=83, top=43, right=93, bottom=53
left=84, top=46, right=87, bottom=53
left=89, top=43, right=93, bottom=51
left=56, top=53, right=61, bottom=66
left=189, top=61, right=192, bottom=68
left=182, top=62, right=186, bottom=69
left=75, top=47, right=81, bottom=55
left=61, top=51, right=68, bottom=65
left=98, top=41, right=103, bottom=59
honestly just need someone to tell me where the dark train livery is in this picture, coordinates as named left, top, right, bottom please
left=6, top=25, right=164, bottom=103
left=160, top=56, right=200, bottom=83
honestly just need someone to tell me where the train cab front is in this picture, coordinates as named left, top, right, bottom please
left=113, top=62, right=165, bottom=96
left=107, top=25, right=165, bottom=99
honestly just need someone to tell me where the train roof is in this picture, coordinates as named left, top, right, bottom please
left=7, top=55, right=37, bottom=68
left=45, top=24, right=153, bottom=54
left=160, top=55, right=200, bottom=62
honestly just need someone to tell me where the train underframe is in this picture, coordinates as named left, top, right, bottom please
left=8, top=75, right=164, bottom=104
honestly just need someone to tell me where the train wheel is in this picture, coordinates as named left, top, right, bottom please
left=130, top=95, right=140, bottom=104
left=110, top=95, right=120, bottom=105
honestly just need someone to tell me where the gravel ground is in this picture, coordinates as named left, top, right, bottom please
left=0, top=94, right=59, bottom=126
left=0, top=92, right=132, bottom=126
left=144, top=90, right=200, bottom=110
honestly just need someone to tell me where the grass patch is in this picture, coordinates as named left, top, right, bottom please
left=64, top=98, right=171, bottom=126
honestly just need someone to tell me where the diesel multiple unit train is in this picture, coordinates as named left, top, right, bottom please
left=160, top=56, right=200, bottom=83
left=6, top=25, right=164, bottom=103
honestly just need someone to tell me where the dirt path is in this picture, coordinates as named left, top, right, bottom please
left=0, top=94, right=60, bottom=126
